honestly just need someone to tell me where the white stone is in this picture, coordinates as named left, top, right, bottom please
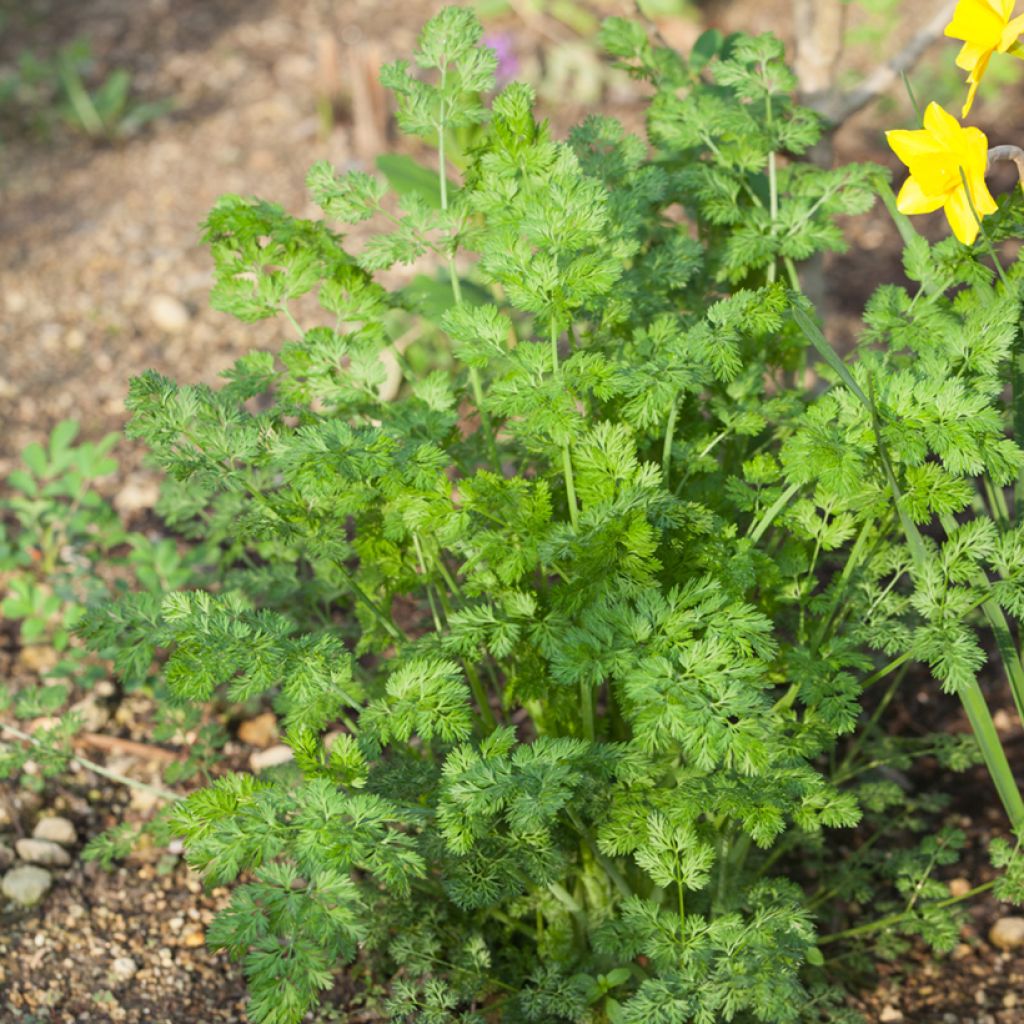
left=237, top=712, right=278, bottom=748
left=147, top=294, right=190, bottom=333
left=2, top=865, right=52, bottom=905
left=15, top=838, right=72, bottom=867
left=989, top=916, right=1024, bottom=951
left=250, top=744, right=293, bottom=772
left=110, top=956, right=139, bottom=983
left=32, top=816, right=77, bottom=846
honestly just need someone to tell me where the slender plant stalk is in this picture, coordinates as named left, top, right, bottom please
left=1, top=721, right=180, bottom=803
left=820, top=879, right=996, bottom=946
left=662, top=399, right=679, bottom=489
left=437, top=68, right=500, bottom=470
left=794, top=306, right=1024, bottom=830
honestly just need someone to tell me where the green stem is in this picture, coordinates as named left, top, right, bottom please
left=438, top=76, right=500, bottom=471
left=820, top=879, right=996, bottom=946
left=1, top=721, right=180, bottom=803
left=834, top=664, right=908, bottom=783
left=747, top=482, right=800, bottom=543
left=961, top=680, right=1024, bottom=830
left=1013, top=321, right=1024, bottom=522
left=940, top=513, right=1024, bottom=730
left=580, top=681, right=595, bottom=742
left=347, top=574, right=405, bottom=644
left=562, top=444, right=579, bottom=529
left=465, top=660, right=497, bottom=733
left=552, top=321, right=580, bottom=529
left=662, top=400, right=679, bottom=489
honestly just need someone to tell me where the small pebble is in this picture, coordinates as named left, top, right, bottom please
left=989, top=916, right=1024, bottom=951
left=147, top=293, right=190, bottom=333
left=249, top=744, right=293, bottom=772
left=0, top=842, right=14, bottom=871
left=17, top=644, right=59, bottom=674
left=110, top=956, right=138, bottom=983
left=69, top=693, right=112, bottom=732
left=15, top=838, right=72, bottom=867
left=992, top=708, right=1014, bottom=732
left=947, top=877, right=971, bottom=898
left=879, top=1007, right=903, bottom=1022
left=238, top=711, right=278, bottom=748
left=1005, top=992, right=1019, bottom=1009
left=113, top=474, right=160, bottom=515
left=32, top=816, right=77, bottom=847
left=2, top=865, right=53, bottom=906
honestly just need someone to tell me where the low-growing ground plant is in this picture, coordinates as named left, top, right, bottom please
left=0, top=422, right=209, bottom=790
left=6, top=4, right=1021, bottom=1022
left=0, top=38, right=172, bottom=143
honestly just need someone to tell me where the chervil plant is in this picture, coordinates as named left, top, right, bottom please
left=72, top=7, right=1024, bottom=1023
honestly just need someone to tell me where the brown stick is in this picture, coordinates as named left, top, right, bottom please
left=76, top=731, right=182, bottom=763
left=827, top=1, right=958, bottom=125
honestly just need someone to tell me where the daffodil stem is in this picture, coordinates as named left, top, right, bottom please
left=959, top=165, right=1008, bottom=286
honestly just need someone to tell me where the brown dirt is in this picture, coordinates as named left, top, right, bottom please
left=2, top=0, right=1024, bottom=1021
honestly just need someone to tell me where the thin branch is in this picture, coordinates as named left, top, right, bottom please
left=826, top=1, right=957, bottom=126
left=77, top=731, right=182, bottom=764
left=1, top=721, right=181, bottom=803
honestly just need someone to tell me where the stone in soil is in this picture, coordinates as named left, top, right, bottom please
left=69, top=692, right=112, bottom=732
left=237, top=711, right=278, bottom=748
left=0, top=842, right=13, bottom=870
left=989, top=916, right=1024, bottom=951
left=249, top=743, right=293, bottom=772
left=110, top=956, right=139, bottom=983
left=17, top=643, right=60, bottom=675
left=15, top=838, right=72, bottom=867
left=113, top=473, right=161, bottom=515
left=32, top=815, right=77, bottom=846
left=2, top=864, right=52, bottom=906
left=147, top=293, right=191, bottom=332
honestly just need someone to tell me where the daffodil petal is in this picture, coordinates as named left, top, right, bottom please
left=946, top=0, right=1008, bottom=45
left=886, top=127, right=944, bottom=166
left=955, top=40, right=990, bottom=72
left=922, top=101, right=963, bottom=148
left=962, top=73, right=981, bottom=117
left=1000, top=12, right=1024, bottom=48
left=966, top=165, right=999, bottom=216
left=896, top=176, right=946, bottom=215
left=945, top=185, right=982, bottom=245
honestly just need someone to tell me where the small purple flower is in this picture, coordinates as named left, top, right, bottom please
left=484, top=32, right=519, bottom=85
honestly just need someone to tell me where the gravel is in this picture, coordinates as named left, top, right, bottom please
left=14, top=838, right=73, bottom=867
left=2, top=865, right=53, bottom=907
left=32, top=815, right=78, bottom=846
left=990, top=917, right=1024, bottom=952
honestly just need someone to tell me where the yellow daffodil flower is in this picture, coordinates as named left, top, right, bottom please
left=945, top=0, right=1024, bottom=116
left=886, top=101, right=997, bottom=245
